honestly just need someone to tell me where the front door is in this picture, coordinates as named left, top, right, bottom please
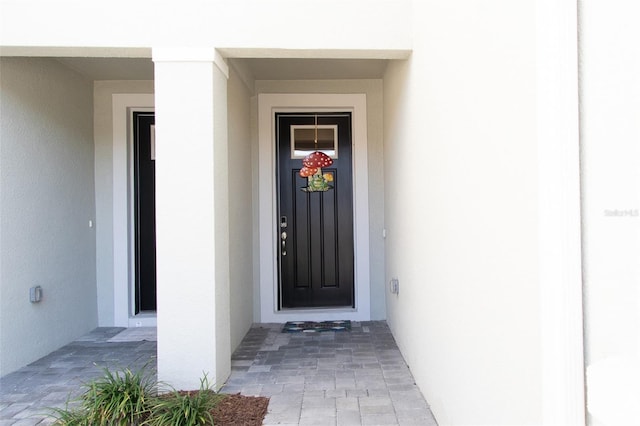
left=277, top=112, right=354, bottom=308
left=133, top=111, right=156, bottom=313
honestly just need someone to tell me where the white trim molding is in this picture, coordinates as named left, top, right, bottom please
left=536, top=0, right=585, bottom=423
left=257, top=93, right=371, bottom=323
left=112, top=94, right=156, bottom=327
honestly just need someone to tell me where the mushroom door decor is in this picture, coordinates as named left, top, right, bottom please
left=299, top=115, right=335, bottom=192
left=300, top=151, right=334, bottom=192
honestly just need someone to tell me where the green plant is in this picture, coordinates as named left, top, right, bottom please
left=143, top=375, right=224, bottom=426
left=49, top=368, right=227, bottom=426
left=51, top=367, right=154, bottom=426
left=49, top=405, right=90, bottom=426
left=84, top=367, right=154, bottom=425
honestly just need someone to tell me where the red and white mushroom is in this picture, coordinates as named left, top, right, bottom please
left=302, top=151, right=333, bottom=169
left=299, top=166, right=317, bottom=177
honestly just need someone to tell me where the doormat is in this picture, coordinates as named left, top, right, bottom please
left=282, top=320, right=351, bottom=333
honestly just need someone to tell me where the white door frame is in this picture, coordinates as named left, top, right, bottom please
left=257, top=93, right=371, bottom=322
left=112, top=94, right=157, bottom=327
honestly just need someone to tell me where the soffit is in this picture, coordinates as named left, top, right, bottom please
left=235, top=58, right=388, bottom=80
left=55, top=57, right=155, bottom=80
left=54, top=57, right=388, bottom=81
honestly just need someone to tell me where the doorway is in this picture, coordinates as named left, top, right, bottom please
left=276, top=113, right=354, bottom=308
left=258, top=93, right=371, bottom=322
left=133, top=111, right=156, bottom=313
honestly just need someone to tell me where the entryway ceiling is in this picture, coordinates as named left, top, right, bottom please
left=56, top=57, right=155, bottom=80
left=232, top=58, right=388, bottom=80
left=55, top=57, right=388, bottom=81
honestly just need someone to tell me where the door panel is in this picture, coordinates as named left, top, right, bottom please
left=277, top=113, right=354, bottom=308
left=133, top=112, right=156, bottom=313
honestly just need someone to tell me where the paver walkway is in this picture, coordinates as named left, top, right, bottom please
left=0, top=327, right=155, bottom=426
left=222, top=321, right=437, bottom=426
left=0, top=321, right=437, bottom=426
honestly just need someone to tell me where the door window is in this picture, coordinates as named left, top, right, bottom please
left=291, top=125, right=338, bottom=158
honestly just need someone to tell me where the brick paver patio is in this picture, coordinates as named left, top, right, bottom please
left=0, top=321, right=437, bottom=426
left=223, top=321, right=437, bottom=426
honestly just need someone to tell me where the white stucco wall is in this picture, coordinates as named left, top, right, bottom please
left=383, top=2, right=541, bottom=424
left=0, top=58, right=97, bottom=376
left=254, top=79, right=386, bottom=319
left=228, top=65, right=255, bottom=351
left=0, top=1, right=594, bottom=421
left=213, top=60, right=232, bottom=386
left=93, top=80, right=154, bottom=326
left=0, top=0, right=411, bottom=59
left=580, top=1, right=640, bottom=424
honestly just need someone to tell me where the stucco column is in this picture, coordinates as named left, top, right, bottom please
left=152, top=48, right=230, bottom=391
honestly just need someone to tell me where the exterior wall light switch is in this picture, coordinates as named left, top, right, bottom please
left=29, top=286, right=43, bottom=303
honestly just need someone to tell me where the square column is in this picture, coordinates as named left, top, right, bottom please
left=152, top=48, right=230, bottom=390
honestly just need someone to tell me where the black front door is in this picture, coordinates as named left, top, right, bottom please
left=277, top=113, right=354, bottom=308
left=133, top=112, right=156, bottom=313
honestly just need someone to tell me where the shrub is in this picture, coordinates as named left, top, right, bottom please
left=49, top=406, right=90, bottom=426
left=51, top=367, right=154, bottom=426
left=50, top=368, right=225, bottom=426
left=143, top=376, right=224, bottom=426
left=82, top=368, right=154, bottom=425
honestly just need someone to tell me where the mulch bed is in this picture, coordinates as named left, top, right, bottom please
left=211, top=393, right=270, bottom=426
